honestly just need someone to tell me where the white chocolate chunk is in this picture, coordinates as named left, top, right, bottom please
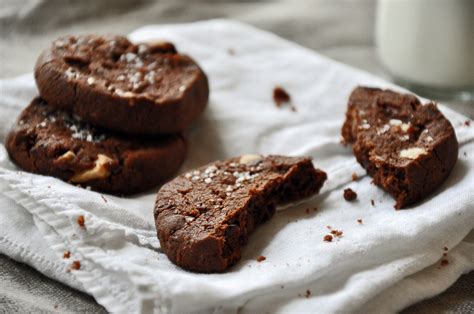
left=56, top=150, right=76, bottom=162
left=137, top=44, right=148, bottom=54
left=400, top=123, right=410, bottom=132
left=65, top=67, right=78, bottom=80
left=115, top=89, right=135, bottom=98
left=184, top=216, right=195, bottom=222
left=373, top=155, right=385, bottom=162
left=359, top=119, right=370, bottom=130
left=389, top=119, right=402, bottom=126
left=123, top=52, right=137, bottom=62
left=239, top=154, right=262, bottom=165
left=87, top=77, right=95, bottom=85
left=389, top=119, right=410, bottom=132
left=377, top=124, right=390, bottom=135
left=400, top=147, right=427, bottom=160
left=70, top=154, right=114, bottom=183
left=204, top=165, right=218, bottom=174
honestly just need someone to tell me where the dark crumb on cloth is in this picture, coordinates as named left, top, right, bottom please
left=77, top=215, right=85, bottom=228
left=71, top=260, right=81, bottom=270
left=343, top=188, right=357, bottom=201
left=323, top=235, right=333, bottom=242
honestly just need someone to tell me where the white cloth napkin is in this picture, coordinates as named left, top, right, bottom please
left=0, top=20, right=473, bottom=314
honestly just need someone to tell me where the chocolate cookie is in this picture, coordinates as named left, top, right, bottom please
left=341, top=87, right=458, bottom=209
left=154, top=154, right=327, bottom=272
left=6, top=98, right=187, bottom=194
left=34, top=35, right=209, bottom=134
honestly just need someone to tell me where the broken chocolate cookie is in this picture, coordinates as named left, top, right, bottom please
left=154, top=154, right=327, bottom=272
left=341, top=87, right=458, bottom=209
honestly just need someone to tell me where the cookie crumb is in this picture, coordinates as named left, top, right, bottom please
left=357, top=219, right=363, bottom=224
left=464, top=120, right=471, bottom=126
left=305, top=289, right=311, bottom=298
left=330, top=229, right=344, bottom=237
left=71, top=260, right=81, bottom=270
left=343, top=188, right=357, bottom=201
left=77, top=215, right=85, bottom=228
left=440, top=259, right=449, bottom=267
left=63, top=251, right=71, bottom=259
left=53, top=304, right=58, bottom=309
left=227, top=48, right=235, bottom=55
left=352, top=173, right=358, bottom=181
left=273, top=86, right=291, bottom=107
left=323, top=235, right=333, bottom=242
left=371, top=199, right=375, bottom=206
left=444, top=247, right=448, bottom=251
left=257, top=255, right=266, bottom=262
left=280, top=285, right=285, bottom=289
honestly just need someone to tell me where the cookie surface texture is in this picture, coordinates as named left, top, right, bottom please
left=341, top=87, right=458, bottom=209
left=154, top=155, right=327, bottom=272
left=34, top=35, right=209, bottom=134
left=6, top=98, right=187, bottom=194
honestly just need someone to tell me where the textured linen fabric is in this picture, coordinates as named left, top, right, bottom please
left=1, top=0, right=473, bottom=312
left=0, top=19, right=473, bottom=313
left=0, top=254, right=106, bottom=313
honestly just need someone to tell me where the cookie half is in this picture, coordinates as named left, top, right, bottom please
left=154, top=155, right=327, bottom=272
left=342, top=87, right=458, bottom=209
left=6, top=98, right=187, bottom=194
left=35, top=35, right=209, bottom=134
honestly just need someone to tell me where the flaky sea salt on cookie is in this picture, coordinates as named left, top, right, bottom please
left=6, top=98, right=187, bottom=194
left=154, top=155, right=327, bottom=272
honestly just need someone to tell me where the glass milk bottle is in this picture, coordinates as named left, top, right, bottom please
left=376, top=0, right=474, bottom=101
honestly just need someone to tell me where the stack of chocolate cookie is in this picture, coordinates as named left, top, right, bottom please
left=6, top=35, right=209, bottom=194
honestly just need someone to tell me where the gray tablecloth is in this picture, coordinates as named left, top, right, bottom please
left=0, top=0, right=472, bottom=312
